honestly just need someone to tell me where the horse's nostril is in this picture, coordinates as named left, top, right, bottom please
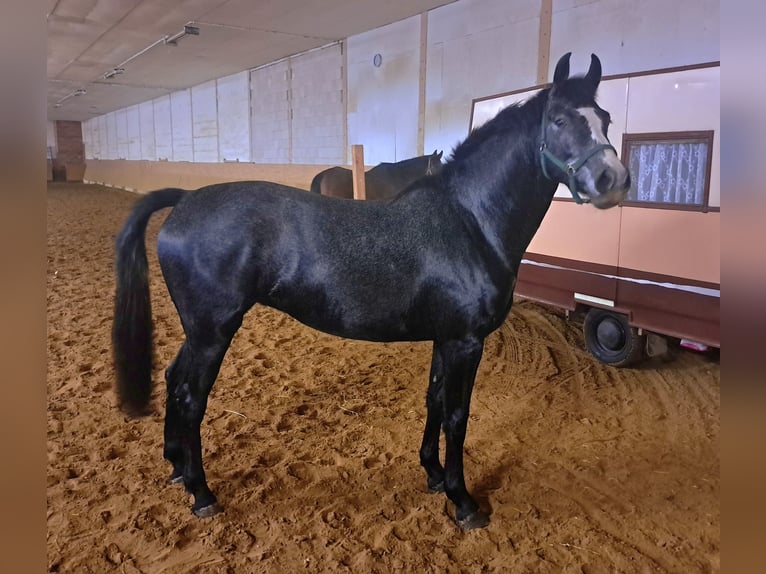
left=597, top=170, right=615, bottom=193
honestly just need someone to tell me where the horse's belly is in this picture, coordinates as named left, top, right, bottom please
left=263, top=285, right=429, bottom=343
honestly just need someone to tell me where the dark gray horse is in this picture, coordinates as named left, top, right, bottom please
left=113, top=53, right=629, bottom=530
left=309, top=150, right=443, bottom=199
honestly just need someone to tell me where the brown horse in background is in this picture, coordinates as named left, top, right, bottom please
left=310, top=150, right=443, bottom=200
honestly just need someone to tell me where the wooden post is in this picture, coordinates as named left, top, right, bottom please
left=351, top=144, right=366, bottom=200
left=417, top=12, right=428, bottom=156
left=537, top=0, right=553, bottom=85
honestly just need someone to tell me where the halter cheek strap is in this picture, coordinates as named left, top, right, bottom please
left=539, top=109, right=616, bottom=204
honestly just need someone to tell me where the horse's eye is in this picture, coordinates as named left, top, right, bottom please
left=553, top=117, right=567, bottom=128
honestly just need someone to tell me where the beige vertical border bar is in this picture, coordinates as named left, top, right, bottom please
left=287, top=59, right=294, bottom=163
left=351, top=144, right=366, bottom=199
left=537, top=0, right=553, bottom=85
left=342, top=40, right=349, bottom=165
left=417, top=11, right=428, bottom=156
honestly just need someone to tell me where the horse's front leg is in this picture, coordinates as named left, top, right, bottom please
left=420, top=347, right=445, bottom=492
left=439, top=336, right=490, bottom=530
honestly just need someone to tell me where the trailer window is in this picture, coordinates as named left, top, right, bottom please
left=621, top=131, right=714, bottom=210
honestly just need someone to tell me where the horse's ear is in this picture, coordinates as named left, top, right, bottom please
left=436, top=150, right=443, bottom=160
left=585, top=53, right=602, bottom=89
left=553, top=52, right=571, bottom=85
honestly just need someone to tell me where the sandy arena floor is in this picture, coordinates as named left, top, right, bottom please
left=47, top=182, right=719, bottom=573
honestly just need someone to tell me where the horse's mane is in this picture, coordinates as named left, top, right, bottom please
left=447, top=90, right=547, bottom=167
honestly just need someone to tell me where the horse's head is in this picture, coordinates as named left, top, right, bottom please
left=426, top=150, right=444, bottom=176
left=540, top=53, right=630, bottom=209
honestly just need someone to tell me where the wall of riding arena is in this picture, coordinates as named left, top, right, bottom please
left=79, top=0, right=719, bottom=192
left=83, top=160, right=334, bottom=194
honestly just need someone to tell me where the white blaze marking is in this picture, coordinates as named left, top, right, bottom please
left=576, top=107, right=610, bottom=145
left=576, top=106, right=624, bottom=174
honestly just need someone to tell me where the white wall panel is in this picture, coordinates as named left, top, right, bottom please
left=116, top=109, right=129, bottom=159
left=171, top=89, right=193, bottom=162
left=98, top=115, right=108, bottom=159
left=80, top=119, right=90, bottom=159
left=347, top=17, right=420, bottom=164
left=106, top=112, right=118, bottom=159
left=139, top=101, right=156, bottom=160
left=127, top=105, right=141, bottom=160
left=550, top=0, right=719, bottom=77
left=216, top=71, right=250, bottom=162
left=425, top=0, right=539, bottom=159
left=86, top=119, right=96, bottom=159
left=153, top=95, right=172, bottom=161
left=290, top=44, right=344, bottom=165
left=93, top=118, right=102, bottom=159
left=191, top=80, right=219, bottom=162
left=251, top=61, right=290, bottom=163
left=91, top=117, right=98, bottom=159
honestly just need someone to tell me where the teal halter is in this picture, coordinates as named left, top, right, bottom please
left=539, top=108, right=616, bottom=204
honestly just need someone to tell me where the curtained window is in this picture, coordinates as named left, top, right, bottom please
left=621, top=131, right=714, bottom=210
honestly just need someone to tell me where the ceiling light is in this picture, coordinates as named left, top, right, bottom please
left=52, top=88, right=87, bottom=108
left=165, top=24, right=200, bottom=46
left=103, top=68, right=125, bottom=80
left=97, top=23, right=200, bottom=80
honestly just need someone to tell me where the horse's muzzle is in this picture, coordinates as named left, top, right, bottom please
left=589, top=166, right=630, bottom=209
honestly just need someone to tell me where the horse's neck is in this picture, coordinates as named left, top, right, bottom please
left=446, top=111, right=558, bottom=269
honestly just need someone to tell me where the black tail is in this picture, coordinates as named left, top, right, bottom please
left=112, top=188, right=185, bottom=417
left=309, top=171, right=323, bottom=194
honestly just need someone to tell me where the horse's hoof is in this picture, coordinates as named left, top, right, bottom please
left=457, top=509, right=490, bottom=531
left=428, top=480, right=445, bottom=493
left=192, top=503, right=223, bottom=518
left=168, top=474, right=184, bottom=485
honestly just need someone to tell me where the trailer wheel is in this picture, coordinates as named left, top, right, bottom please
left=583, top=308, right=645, bottom=367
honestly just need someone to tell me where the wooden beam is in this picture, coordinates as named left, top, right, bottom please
left=417, top=12, right=428, bottom=156
left=342, top=40, right=348, bottom=164
left=537, top=0, right=553, bottom=85
left=351, top=144, right=366, bottom=200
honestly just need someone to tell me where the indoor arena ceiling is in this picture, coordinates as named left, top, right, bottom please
left=47, top=0, right=456, bottom=121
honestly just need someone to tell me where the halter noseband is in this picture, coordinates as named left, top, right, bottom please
left=539, top=103, right=616, bottom=204
left=426, top=155, right=436, bottom=176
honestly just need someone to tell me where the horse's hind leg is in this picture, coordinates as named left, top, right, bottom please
left=420, top=347, right=445, bottom=492
left=164, top=344, right=191, bottom=485
left=165, top=317, right=241, bottom=517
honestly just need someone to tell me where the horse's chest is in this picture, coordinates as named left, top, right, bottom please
left=421, top=266, right=515, bottom=336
